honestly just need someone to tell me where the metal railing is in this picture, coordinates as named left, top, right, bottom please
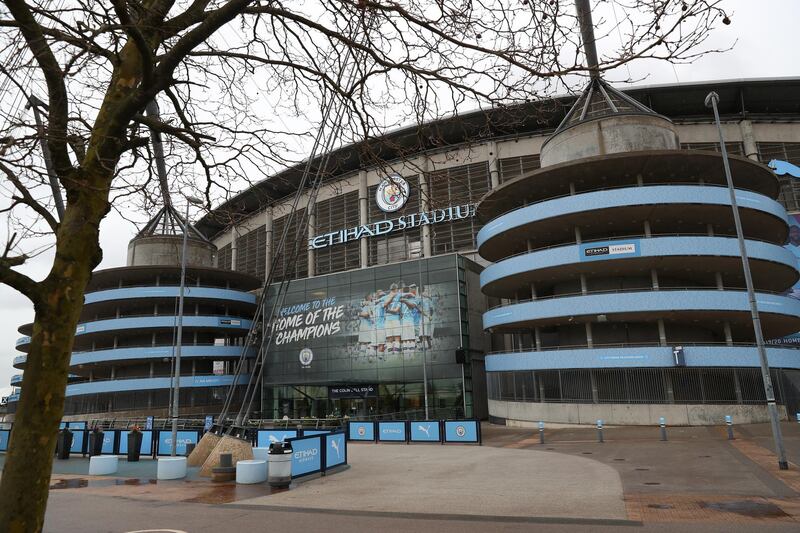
left=486, top=285, right=788, bottom=312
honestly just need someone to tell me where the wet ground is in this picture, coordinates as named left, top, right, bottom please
left=4, top=421, right=800, bottom=530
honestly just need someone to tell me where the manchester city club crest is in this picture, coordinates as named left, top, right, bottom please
left=455, top=425, right=466, bottom=438
left=299, top=347, right=313, bottom=368
left=375, top=173, right=409, bottom=212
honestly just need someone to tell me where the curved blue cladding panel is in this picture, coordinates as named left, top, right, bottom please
left=481, top=236, right=798, bottom=290
left=477, top=186, right=788, bottom=249
left=483, top=290, right=800, bottom=329
left=70, top=345, right=255, bottom=366
left=16, top=316, right=251, bottom=348
left=75, top=315, right=252, bottom=336
left=64, top=374, right=250, bottom=397
left=10, top=374, right=21, bottom=385
left=84, top=286, right=256, bottom=305
left=485, top=345, right=800, bottom=371
left=13, top=355, right=25, bottom=366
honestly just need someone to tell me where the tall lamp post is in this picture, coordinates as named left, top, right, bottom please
left=170, top=196, right=204, bottom=456
left=705, top=92, right=789, bottom=470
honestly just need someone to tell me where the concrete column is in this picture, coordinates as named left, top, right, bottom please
left=530, top=283, right=536, bottom=300
left=191, top=359, right=196, bottom=376
left=307, top=210, right=316, bottom=277
left=580, top=274, right=588, bottom=295
left=643, top=220, right=652, bottom=237
left=739, top=119, right=759, bottom=161
left=707, top=223, right=715, bottom=237
left=420, top=158, right=432, bottom=257
left=151, top=332, right=156, bottom=347
left=358, top=170, right=369, bottom=267
left=636, top=173, right=643, bottom=186
left=230, top=226, right=238, bottom=271
left=651, top=269, right=659, bottom=290
left=534, top=327, right=542, bottom=351
left=89, top=369, right=94, bottom=382
left=585, top=322, right=593, bottom=348
left=657, top=319, right=667, bottom=347
left=110, top=365, right=116, bottom=379
left=716, top=272, right=724, bottom=290
left=734, top=369, right=744, bottom=403
left=488, top=141, right=500, bottom=189
left=149, top=362, right=154, bottom=378
left=538, top=374, right=546, bottom=403
left=723, top=321, right=733, bottom=345
left=265, top=207, right=273, bottom=280
left=569, top=182, right=576, bottom=195
left=590, top=371, right=599, bottom=404
left=574, top=226, right=582, bottom=244
left=663, top=370, right=675, bottom=403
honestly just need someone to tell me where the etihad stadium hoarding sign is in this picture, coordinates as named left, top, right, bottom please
left=309, top=203, right=476, bottom=250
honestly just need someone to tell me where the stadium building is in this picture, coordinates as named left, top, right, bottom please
left=8, top=77, right=800, bottom=423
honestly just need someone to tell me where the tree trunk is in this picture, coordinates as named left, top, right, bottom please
left=0, top=192, right=106, bottom=532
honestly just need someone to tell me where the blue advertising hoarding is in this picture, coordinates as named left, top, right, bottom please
left=290, top=436, right=322, bottom=477
left=325, top=433, right=346, bottom=468
left=70, top=432, right=84, bottom=454
left=101, top=432, right=115, bottom=454
left=118, top=431, right=153, bottom=455
left=348, top=421, right=375, bottom=441
left=377, top=421, right=407, bottom=442
left=156, top=430, right=198, bottom=455
left=409, top=421, right=441, bottom=442
left=256, top=430, right=298, bottom=448
left=0, top=429, right=9, bottom=451
left=443, top=420, right=480, bottom=443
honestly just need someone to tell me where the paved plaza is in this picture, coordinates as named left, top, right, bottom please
left=2, top=421, right=799, bottom=531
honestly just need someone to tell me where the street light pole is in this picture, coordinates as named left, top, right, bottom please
left=170, top=197, right=203, bottom=456
left=705, top=91, right=789, bottom=470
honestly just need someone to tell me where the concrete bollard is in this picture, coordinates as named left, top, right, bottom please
left=659, top=417, right=667, bottom=442
left=725, top=415, right=734, bottom=440
left=538, top=421, right=545, bottom=445
left=596, top=419, right=604, bottom=443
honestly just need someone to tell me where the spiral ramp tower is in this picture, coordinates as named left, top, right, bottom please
left=9, top=206, right=260, bottom=419
left=479, top=78, right=800, bottom=425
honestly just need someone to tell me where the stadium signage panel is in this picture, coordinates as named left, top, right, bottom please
left=308, top=204, right=477, bottom=250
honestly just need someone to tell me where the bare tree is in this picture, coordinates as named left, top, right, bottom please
left=0, top=0, right=729, bottom=529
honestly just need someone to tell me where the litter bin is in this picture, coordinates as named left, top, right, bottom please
left=56, top=428, right=73, bottom=459
left=88, top=430, right=104, bottom=456
left=267, top=441, right=293, bottom=487
left=127, top=430, right=143, bottom=462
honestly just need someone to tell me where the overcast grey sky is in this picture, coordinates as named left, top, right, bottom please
left=2, top=0, right=799, bottom=399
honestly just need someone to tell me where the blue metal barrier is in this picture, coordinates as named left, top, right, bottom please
left=347, top=419, right=481, bottom=444
left=286, top=431, right=347, bottom=479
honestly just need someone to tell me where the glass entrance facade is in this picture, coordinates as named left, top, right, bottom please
left=260, top=254, right=483, bottom=419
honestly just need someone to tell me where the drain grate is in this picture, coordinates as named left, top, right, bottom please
left=635, top=468, right=650, bottom=471
left=648, top=504, right=674, bottom=509
left=644, top=482, right=661, bottom=486
left=701, top=501, right=789, bottom=518
left=613, top=458, right=626, bottom=462
left=582, top=452, right=593, bottom=455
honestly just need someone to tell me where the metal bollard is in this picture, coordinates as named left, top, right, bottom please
left=725, top=415, right=734, bottom=440
left=659, top=417, right=667, bottom=442
left=596, top=419, right=604, bottom=443
left=538, top=421, right=545, bottom=444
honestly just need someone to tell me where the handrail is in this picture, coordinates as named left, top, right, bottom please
left=486, top=286, right=789, bottom=311
left=485, top=341, right=800, bottom=356
left=480, top=181, right=774, bottom=228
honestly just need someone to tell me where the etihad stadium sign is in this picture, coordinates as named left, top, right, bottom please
left=309, top=204, right=476, bottom=250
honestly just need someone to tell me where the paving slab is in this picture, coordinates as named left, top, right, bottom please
left=232, top=443, right=627, bottom=520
